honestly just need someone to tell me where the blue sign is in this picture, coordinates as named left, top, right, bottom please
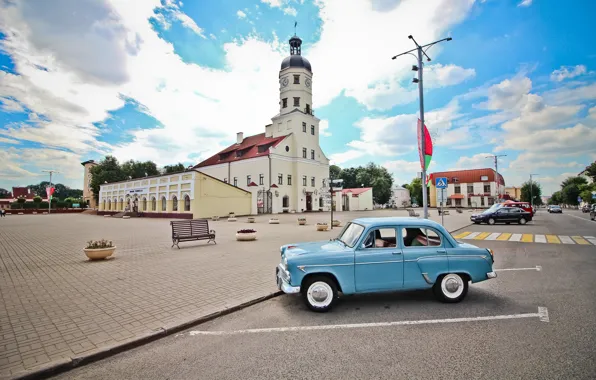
left=436, top=177, right=448, bottom=189
left=577, top=196, right=582, bottom=202
left=592, top=192, right=596, bottom=199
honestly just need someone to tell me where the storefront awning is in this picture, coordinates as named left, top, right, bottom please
left=449, top=194, right=465, bottom=199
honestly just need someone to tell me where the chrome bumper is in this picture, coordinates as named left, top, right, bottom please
left=276, top=264, right=300, bottom=294
left=487, top=271, right=497, bottom=279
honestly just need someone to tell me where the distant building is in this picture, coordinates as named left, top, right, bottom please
left=429, top=168, right=505, bottom=208
left=81, top=160, right=98, bottom=209
left=391, top=185, right=411, bottom=208
left=0, top=187, right=48, bottom=209
left=340, top=188, right=373, bottom=211
left=504, top=186, right=522, bottom=200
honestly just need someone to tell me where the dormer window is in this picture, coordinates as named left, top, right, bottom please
left=219, top=152, right=231, bottom=161
left=293, top=75, right=300, bottom=84
left=293, top=97, right=300, bottom=107
left=236, top=150, right=243, bottom=158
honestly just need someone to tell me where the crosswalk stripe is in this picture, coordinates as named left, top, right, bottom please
left=521, top=234, right=534, bottom=243
left=510, top=234, right=522, bottom=242
left=497, top=233, right=512, bottom=241
left=587, top=238, right=596, bottom=245
left=572, top=236, right=590, bottom=245
left=462, top=232, right=481, bottom=240
left=453, top=231, right=472, bottom=239
left=546, top=235, right=561, bottom=244
left=474, top=232, right=492, bottom=240
left=585, top=236, right=596, bottom=239
left=559, top=236, right=575, bottom=244
left=535, top=235, right=547, bottom=243
left=485, top=233, right=501, bottom=241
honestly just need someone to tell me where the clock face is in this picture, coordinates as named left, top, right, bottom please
left=305, top=78, right=312, bottom=88
left=281, top=77, right=289, bottom=87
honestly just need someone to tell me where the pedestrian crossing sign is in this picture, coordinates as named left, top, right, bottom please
left=436, top=177, right=448, bottom=189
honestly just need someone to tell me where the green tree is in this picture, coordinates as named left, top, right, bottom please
left=329, top=165, right=342, bottom=180
left=354, top=162, right=394, bottom=205
left=121, top=159, right=160, bottom=179
left=33, top=196, right=42, bottom=203
left=27, top=181, right=83, bottom=199
left=163, top=163, right=186, bottom=174
left=549, top=191, right=562, bottom=205
left=409, top=177, right=423, bottom=206
left=582, top=161, right=596, bottom=182
left=0, top=188, right=10, bottom=198
left=339, top=167, right=359, bottom=189
left=560, top=176, right=588, bottom=205
left=90, top=156, right=127, bottom=203
left=520, top=181, right=543, bottom=206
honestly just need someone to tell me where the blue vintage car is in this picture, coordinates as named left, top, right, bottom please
left=276, top=217, right=496, bottom=312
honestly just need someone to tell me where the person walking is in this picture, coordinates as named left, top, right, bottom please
left=0, top=209, right=5, bottom=217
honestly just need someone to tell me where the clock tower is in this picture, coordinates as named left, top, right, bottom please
left=278, top=35, right=312, bottom=117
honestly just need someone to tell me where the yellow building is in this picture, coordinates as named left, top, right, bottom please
left=504, top=186, right=522, bottom=200
left=97, top=170, right=253, bottom=218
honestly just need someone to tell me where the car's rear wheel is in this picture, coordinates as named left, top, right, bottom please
left=488, top=218, right=496, bottom=225
left=302, top=275, right=338, bottom=312
left=519, top=217, right=527, bottom=225
left=433, top=273, right=468, bottom=303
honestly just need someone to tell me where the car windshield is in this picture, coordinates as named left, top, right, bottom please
left=337, top=223, right=365, bottom=248
left=552, top=205, right=560, bottom=209
left=482, top=204, right=501, bottom=214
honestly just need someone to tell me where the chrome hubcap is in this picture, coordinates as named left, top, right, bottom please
left=441, top=274, right=464, bottom=299
left=307, top=281, right=333, bottom=308
left=311, top=285, right=329, bottom=302
left=445, top=278, right=460, bottom=293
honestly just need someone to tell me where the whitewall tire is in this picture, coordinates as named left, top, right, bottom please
left=519, top=218, right=527, bottom=225
left=488, top=218, right=495, bottom=225
left=302, top=276, right=338, bottom=312
left=433, top=273, right=468, bottom=303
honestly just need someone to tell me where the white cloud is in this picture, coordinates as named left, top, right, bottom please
left=424, top=64, right=476, bottom=88
left=550, top=65, right=587, bottom=82
left=542, top=82, right=596, bottom=106
left=0, top=97, right=24, bottom=112
left=283, top=7, right=297, bottom=16
left=174, top=12, right=206, bottom=37
left=451, top=152, right=494, bottom=170
left=518, top=0, right=533, bottom=7
left=588, top=106, right=596, bottom=119
left=319, top=119, right=332, bottom=137
left=236, top=10, right=247, bottom=19
left=329, top=150, right=364, bottom=165
left=383, top=159, right=430, bottom=185
left=261, top=0, right=283, bottom=7
left=0, top=136, right=21, bottom=145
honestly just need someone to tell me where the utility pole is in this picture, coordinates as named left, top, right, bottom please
left=529, top=173, right=539, bottom=211
left=486, top=154, right=507, bottom=202
left=41, top=170, right=60, bottom=214
left=392, top=35, right=452, bottom=219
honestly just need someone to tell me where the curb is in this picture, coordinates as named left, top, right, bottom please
left=10, top=291, right=283, bottom=380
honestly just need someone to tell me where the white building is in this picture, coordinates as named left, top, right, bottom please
left=391, top=185, right=411, bottom=208
left=429, top=168, right=506, bottom=208
left=195, top=35, right=330, bottom=214
left=341, top=188, right=373, bottom=211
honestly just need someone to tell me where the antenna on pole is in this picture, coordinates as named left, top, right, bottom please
left=485, top=155, right=506, bottom=201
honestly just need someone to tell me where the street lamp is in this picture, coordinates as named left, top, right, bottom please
left=392, top=35, right=453, bottom=219
left=41, top=170, right=60, bottom=214
left=529, top=173, right=539, bottom=210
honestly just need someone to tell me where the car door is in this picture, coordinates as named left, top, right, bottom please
left=508, top=207, right=522, bottom=221
left=354, top=227, right=404, bottom=292
left=400, top=226, right=449, bottom=289
left=494, top=208, right=510, bottom=223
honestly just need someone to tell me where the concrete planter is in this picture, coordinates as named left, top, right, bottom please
left=228, top=217, right=237, bottom=222
left=235, top=232, right=257, bottom=241
left=84, top=247, right=116, bottom=260
left=298, top=219, right=306, bottom=225
left=18, top=212, right=24, bottom=215
left=317, top=224, right=329, bottom=231
left=212, top=216, right=220, bottom=221
left=248, top=217, right=255, bottom=223
left=32, top=212, right=37, bottom=215
left=332, top=220, right=341, bottom=227
left=103, top=214, right=111, bottom=217
left=122, top=216, right=130, bottom=219
left=269, top=219, right=280, bottom=224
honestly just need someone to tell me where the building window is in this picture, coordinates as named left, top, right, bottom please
left=233, top=177, right=238, bottom=187
left=151, top=197, right=156, bottom=211
left=184, top=195, right=191, bottom=211
left=282, top=98, right=287, bottom=108
left=293, top=97, right=300, bottom=107
left=287, top=175, right=292, bottom=185
left=467, top=185, right=473, bottom=193
left=278, top=174, right=283, bottom=185
left=236, top=150, right=243, bottom=157
left=467, top=197, right=471, bottom=207
left=481, top=197, right=485, bottom=206
left=454, top=185, right=461, bottom=194
left=311, top=125, right=315, bottom=135
left=247, top=175, right=251, bottom=186
left=311, top=149, right=315, bottom=160
left=161, top=196, right=166, bottom=211
left=303, top=176, right=307, bottom=186
left=172, top=196, right=178, bottom=211
left=283, top=195, right=290, bottom=208
left=311, top=177, right=315, bottom=187
left=455, top=199, right=462, bottom=206
left=302, top=148, right=307, bottom=158
left=302, top=122, right=306, bottom=132
left=483, top=184, right=491, bottom=193
left=142, top=198, right=147, bottom=211
left=305, top=104, right=311, bottom=114
left=488, top=198, right=494, bottom=206
left=259, top=174, right=264, bottom=185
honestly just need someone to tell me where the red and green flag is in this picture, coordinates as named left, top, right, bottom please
left=417, top=119, right=433, bottom=187
left=46, top=186, right=55, bottom=201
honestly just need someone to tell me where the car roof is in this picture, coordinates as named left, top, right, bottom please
left=350, top=217, right=445, bottom=229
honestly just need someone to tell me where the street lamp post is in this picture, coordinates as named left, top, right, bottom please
left=41, top=170, right=59, bottom=214
left=392, top=35, right=452, bottom=219
left=486, top=154, right=507, bottom=202
left=529, top=173, right=539, bottom=211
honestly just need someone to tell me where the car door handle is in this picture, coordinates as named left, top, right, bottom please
left=437, top=249, right=446, bottom=254
left=392, top=251, right=402, bottom=255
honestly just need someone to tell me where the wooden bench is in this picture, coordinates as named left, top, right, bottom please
left=170, top=219, right=216, bottom=249
left=407, top=209, right=420, bottom=217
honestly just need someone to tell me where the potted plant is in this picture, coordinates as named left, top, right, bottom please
left=316, top=222, right=329, bottom=231
left=236, top=229, right=257, bottom=241
left=84, top=239, right=116, bottom=260
left=332, top=220, right=341, bottom=227
left=248, top=217, right=255, bottom=223
left=297, top=217, right=306, bottom=225
left=269, top=218, right=280, bottom=224
left=229, top=212, right=236, bottom=218
left=212, top=215, right=220, bottom=221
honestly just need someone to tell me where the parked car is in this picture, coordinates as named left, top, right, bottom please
left=470, top=206, right=532, bottom=225
left=590, top=204, right=596, bottom=221
left=275, top=217, right=496, bottom=312
left=548, top=205, right=562, bottom=214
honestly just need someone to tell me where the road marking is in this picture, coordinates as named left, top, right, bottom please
left=453, top=231, right=472, bottom=239
left=495, top=266, right=541, bottom=272
left=485, top=232, right=501, bottom=241
left=534, top=235, right=547, bottom=243
left=497, top=233, right=512, bottom=241
left=462, top=232, right=481, bottom=240
left=186, top=307, right=549, bottom=336
left=521, top=234, right=534, bottom=243
left=586, top=238, right=596, bottom=245
left=474, top=232, right=491, bottom=240
left=510, top=233, right=522, bottom=242
left=559, top=236, right=575, bottom=244
left=566, top=213, right=593, bottom=223
left=572, top=236, right=590, bottom=245
left=546, top=235, right=560, bottom=244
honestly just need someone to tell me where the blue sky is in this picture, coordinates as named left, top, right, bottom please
left=0, top=0, right=595, bottom=194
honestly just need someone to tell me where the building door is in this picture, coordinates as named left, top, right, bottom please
left=306, top=193, right=312, bottom=211
left=257, top=190, right=272, bottom=214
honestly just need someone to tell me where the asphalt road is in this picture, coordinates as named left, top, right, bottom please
left=54, top=211, right=596, bottom=380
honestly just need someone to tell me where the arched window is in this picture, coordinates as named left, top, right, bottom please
left=107, top=199, right=110, bottom=211
left=319, top=197, right=324, bottom=208
left=142, top=197, right=147, bottom=211
left=151, top=197, right=156, bottom=211
left=172, top=196, right=178, bottom=211
left=161, top=197, right=167, bottom=211
left=184, top=195, right=191, bottom=211
left=102, top=199, right=106, bottom=210
left=120, top=198, right=124, bottom=211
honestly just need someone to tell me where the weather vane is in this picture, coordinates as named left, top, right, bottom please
left=294, top=21, right=297, bottom=36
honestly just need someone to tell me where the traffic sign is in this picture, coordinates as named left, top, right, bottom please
left=436, top=188, right=446, bottom=203
left=436, top=177, right=448, bottom=189
left=577, top=196, right=582, bottom=202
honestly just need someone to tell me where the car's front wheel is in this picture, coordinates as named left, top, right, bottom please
left=302, top=275, right=338, bottom=312
left=488, top=218, right=496, bottom=225
left=519, top=217, right=527, bottom=225
left=433, top=273, right=468, bottom=303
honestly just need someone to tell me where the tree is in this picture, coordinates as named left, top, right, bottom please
left=520, top=181, right=543, bottom=206
left=33, top=196, right=42, bottom=203
left=89, top=156, right=127, bottom=203
left=582, top=161, right=596, bottom=182
left=329, top=165, right=342, bottom=180
left=163, top=163, right=186, bottom=174
left=339, top=167, right=359, bottom=189
left=121, top=159, right=160, bottom=179
left=409, top=177, right=423, bottom=206
left=0, top=188, right=10, bottom=198
left=579, top=182, right=596, bottom=203
left=560, top=176, right=588, bottom=205
left=549, top=191, right=562, bottom=205
left=27, top=181, right=83, bottom=200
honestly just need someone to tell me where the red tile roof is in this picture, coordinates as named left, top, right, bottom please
left=12, top=187, right=34, bottom=199
left=341, top=187, right=372, bottom=196
left=429, top=168, right=505, bottom=186
left=195, top=133, right=288, bottom=168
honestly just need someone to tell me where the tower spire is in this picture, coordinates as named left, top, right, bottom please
left=294, top=21, right=297, bottom=36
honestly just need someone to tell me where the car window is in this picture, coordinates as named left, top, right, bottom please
left=497, top=208, right=509, bottom=214
left=338, top=223, right=365, bottom=248
left=362, top=228, right=397, bottom=249
left=402, top=227, right=442, bottom=248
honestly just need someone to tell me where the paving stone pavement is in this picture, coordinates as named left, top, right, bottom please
left=0, top=209, right=471, bottom=378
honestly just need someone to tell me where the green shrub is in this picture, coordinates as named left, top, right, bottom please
left=50, top=198, right=57, bottom=204
left=10, top=202, right=21, bottom=209
left=33, top=196, right=42, bottom=203
left=56, top=201, right=68, bottom=209
left=17, top=197, right=26, bottom=204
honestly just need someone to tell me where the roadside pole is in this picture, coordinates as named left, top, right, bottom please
left=440, top=188, right=444, bottom=226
